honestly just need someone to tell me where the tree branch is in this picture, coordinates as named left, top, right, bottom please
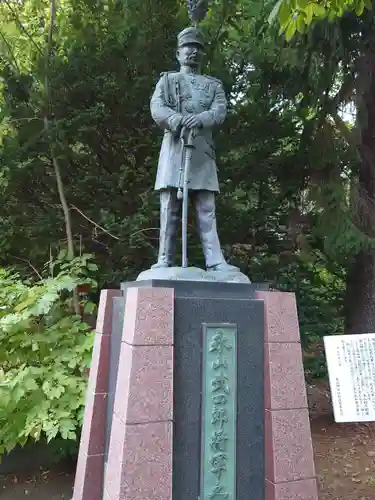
left=44, top=0, right=80, bottom=315
left=329, top=110, right=356, bottom=148
left=70, top=205, right=120, bottom=240
left=331, top=72, right=356, bottom=109
left=3, top=0, right=44, bottom=56
left=0, top=28, right=21, bottom=73
left=9, top=255, right=42, bottom=280
left=323, top=72, right=357, bottom=147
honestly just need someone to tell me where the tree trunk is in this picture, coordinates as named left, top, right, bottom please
left=345, top=251, right=375, bottom=333
left=45, top=0, right=80, bottom=316
left=345, top=22, right=375, bottom=334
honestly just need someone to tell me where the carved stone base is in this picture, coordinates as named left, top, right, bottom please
left=136, top=266, right=251, bottom=283
left=256, top=291, right=318, bottom=500
left=72, top=284, right=318, bottom=500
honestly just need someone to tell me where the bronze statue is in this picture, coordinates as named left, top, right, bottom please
left=150, top=27, right=239, bottom=273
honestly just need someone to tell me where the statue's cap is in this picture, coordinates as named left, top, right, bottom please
left=177, top=27, right=205, bottom=49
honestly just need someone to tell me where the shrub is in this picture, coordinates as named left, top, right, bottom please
left=0, top=255, right=96, bottom=457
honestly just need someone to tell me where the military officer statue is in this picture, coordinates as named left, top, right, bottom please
left=148, top=27, right=242, bottom=277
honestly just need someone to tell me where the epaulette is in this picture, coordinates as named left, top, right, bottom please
left=160, top=71, right=179, bottom=77
left=203, top=75, right=222, bottom=85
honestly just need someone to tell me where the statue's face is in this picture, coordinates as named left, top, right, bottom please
left=177, top=43, right=204, bottom=68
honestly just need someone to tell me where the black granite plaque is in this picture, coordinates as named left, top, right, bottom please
left=173, top=290, right=265, bottom=500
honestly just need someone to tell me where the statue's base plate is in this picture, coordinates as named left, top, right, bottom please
left=136, top=266, right=251, bottom=283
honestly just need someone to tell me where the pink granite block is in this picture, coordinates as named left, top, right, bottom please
left=96, top=289, right=122, bottom=335
left=266, top=479, right=318, bottom=500
left=79, top=392, right=107, bottom=456
left=265, top=409, right=316, bottom=483
left=87, top=332, right=110, bottom=395
left=105, top=415, right=173, bottom=500
left=256, top=291, right=300, bottom=343
left=114, top=342, right=173, bottom=424
left=104, top=413, right=126, bottom=498
left=111, top=341, right=131, bottom=426
left=122, top=287, right=174, bottom=346
left=73, top=449, right=85, bottom=499
left=73, top=452, right=104, bottom=500
left=73, top=293, right=116, bottom=500
left=265, top=342, right=308, bottom=411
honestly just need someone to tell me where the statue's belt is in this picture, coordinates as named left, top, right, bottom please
left=164, top=130, right=215, bottom=159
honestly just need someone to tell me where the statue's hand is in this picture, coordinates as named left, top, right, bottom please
left=182, top=115, right=202, bottom=129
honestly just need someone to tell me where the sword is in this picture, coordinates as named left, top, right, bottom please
left=178, top=126, right=195, bottom=268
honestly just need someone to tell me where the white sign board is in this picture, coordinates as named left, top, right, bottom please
left=324, top=333, right=375, bottom=423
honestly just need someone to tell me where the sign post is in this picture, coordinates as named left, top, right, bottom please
left=324, top=333, right=375, bottom=423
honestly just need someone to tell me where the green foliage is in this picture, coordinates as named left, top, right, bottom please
left=0, top=0, right=366, bottom=381
left=284, top=257, right=345, bottom=381
left=0, top=255, right=96, bottom=457
left=246, top=249, right=345, bottom=380
left=271, top=0, right=371, bottom=39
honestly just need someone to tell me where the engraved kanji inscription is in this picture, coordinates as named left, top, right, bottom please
left=201, top=324, right=237, bottom=500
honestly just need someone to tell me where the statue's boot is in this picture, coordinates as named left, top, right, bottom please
left=152, top=190, right=180, bottom=269
left=207, top=262, right=240, bottom=272
left=195, top=191, right=239, bottom=272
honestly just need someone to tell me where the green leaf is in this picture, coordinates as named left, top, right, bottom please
left=311, top=3, right=326, bottom=17
left=268, top=0, right=283, bottom=24
left=59, top=418, right=76, bottom=440
left=305, top=4, right=313, bottom=24
left=14, top=294, right=37, bottom=312
left=296, top=15, right=306, bottom=33
left=355, top=0, right=365, bottom=15
left=46, top=427, right=59, bottom=443
left=296, top=0, right=308, bottom=8
left=50, top=386, right=65, bottom=399
left=285, top=20, right=297, bottom=41
left=278, top=0, right=292, bottom=28
left=5, top=440, right=18, bottom=454
left=24, top=378, right=39, bottom=391
left=328, top=10, right=337, bottom=21
left=83, top=301, right=96, bottom=314
left=55, top=275, right=77, bottom=291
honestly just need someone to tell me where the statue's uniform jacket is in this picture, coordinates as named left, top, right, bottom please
left=150, top=71, right=227, bottom=192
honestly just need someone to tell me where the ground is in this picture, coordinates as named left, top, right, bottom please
left=308, top=381, right=375, bottom=500
left=0, top=465, right=74, bottom=499
left=0, top=381, right=374, bottom=499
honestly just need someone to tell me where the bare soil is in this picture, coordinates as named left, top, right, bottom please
left=0, top=464, right=74, bottom=499
left=0, top=381, right=374, bottom=499
left=308, top=381, right=375, bottom=500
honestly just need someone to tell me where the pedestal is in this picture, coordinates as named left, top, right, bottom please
left=72, top=289, right=122, bottom=500
left=72, top=282, right=318, bottom=500
left=256, top=291, right=318, bottom=500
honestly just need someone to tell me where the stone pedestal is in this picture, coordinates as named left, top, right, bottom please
left=256, top=291, right=318, bottom=500
left=72, top=290, right=122, bottom=500
left=72, top=282, right=318, bottom=500
left=104, top=286, right=174, bottom=500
